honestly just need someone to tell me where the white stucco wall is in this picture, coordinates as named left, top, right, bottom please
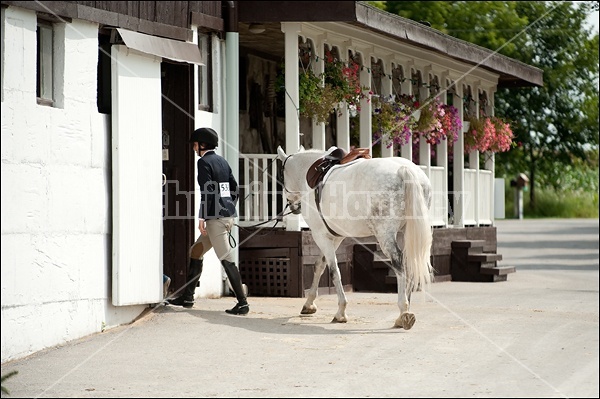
left=1, top=7, right=145, bottom=363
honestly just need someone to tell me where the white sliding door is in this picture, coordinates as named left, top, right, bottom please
left=111, top=45, right=162, bottom=306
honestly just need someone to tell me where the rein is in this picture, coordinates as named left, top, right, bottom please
left=232, top=204, right=295, bottom=243
left=233, top=155, right=294, bottom=238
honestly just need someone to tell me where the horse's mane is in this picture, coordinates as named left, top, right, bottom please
left=301, top=147, right=338, bottom=156
left=303, top=148, right=328, bottom=154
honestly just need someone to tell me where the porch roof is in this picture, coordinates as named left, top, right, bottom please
left=238, top=1, right=543, bottom=88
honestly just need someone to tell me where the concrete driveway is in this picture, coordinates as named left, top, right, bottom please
left=1, top=218, right=598, bottom=398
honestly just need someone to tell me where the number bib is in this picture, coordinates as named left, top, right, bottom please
left=219, top=182, right=231, bottom=198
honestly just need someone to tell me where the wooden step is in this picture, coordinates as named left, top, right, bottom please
left=354, top=243, right=379, bottom=253
left=372, top=251, right=389, bottom=262
left=372, top=250, right=391, bottom=269
left=372, top=260, right=391, bottom=269
left=479, top=261, right=500, bottom=269
left=451, top=240, right=486, bottom=249
left=468, top=253, right=503, bottom=262
left=385, top=275, right=397, bottom=285
left=480, top=265, right=516, bottom=276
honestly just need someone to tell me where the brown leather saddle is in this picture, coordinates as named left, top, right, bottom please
left=305, top=147, right=371, bottom=237
left=306, top=147, right=371, bottom=189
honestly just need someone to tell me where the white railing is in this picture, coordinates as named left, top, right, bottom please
left=420, top=165, right=446, bottom=227
left=238, top=154, right=282, bottom=227
left=239, top=153, right=454, bottom=229
left=464, top=168, right=477, bottom=226
left=463, top=168, right=493, bottom=226
left=478, top=170, right=493, bottom=225
left=238, top=154, right=493, bottom=229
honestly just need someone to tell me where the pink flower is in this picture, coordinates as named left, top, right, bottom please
left=462, top=115, right=514, bottom=153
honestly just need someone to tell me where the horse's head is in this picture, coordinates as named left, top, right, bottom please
left=277, top=146, right=305, bottom=215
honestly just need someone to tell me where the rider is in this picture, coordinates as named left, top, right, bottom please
left=167, top=127, right=249, bottom=315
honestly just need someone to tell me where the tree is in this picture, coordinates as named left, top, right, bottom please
left=376, top=1, right=600, bottom=208
left=494, top=2, right=599, bottom=206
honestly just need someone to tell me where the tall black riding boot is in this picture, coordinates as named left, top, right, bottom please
left=167, top=258, right=203, bottom=308
left=222, top=260, right=249, bottom=315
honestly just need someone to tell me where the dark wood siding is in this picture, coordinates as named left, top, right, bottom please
left=1, top=1, right=224, bottom=40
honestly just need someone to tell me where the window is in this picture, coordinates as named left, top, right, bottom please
left=197, top=32, right=213, bottom=111
left=97, top=32, right=112, bottom=114
left=36, top=20, right=54, bottom=106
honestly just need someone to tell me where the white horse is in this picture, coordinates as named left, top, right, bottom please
left=277, top=146, right=433, bottom=329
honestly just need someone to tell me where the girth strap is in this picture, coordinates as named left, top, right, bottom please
left=307, top=147, right=371, bottom=238
left=314, top=181, right=342, bottom=237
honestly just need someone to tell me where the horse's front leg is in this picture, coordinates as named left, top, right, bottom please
left=300, top=254, right=327, bottom=315
left=306, top=236, right=347, bottom=323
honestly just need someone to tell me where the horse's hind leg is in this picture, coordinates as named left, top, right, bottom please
left=394, top=273, right=415, bottom=330
left=300, top=254, right=326, bottom=315
left=376, top=233, right=415, bottom=330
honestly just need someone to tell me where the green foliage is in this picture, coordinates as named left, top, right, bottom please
left=503, top=179, right=598, bottom=219
left=276, top=56, right=366, bottom=124
left=379, top=0, right=599, bottom=210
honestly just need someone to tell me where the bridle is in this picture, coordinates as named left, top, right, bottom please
left=280, top=154, right=303, bottom=214
left=230, top=155, right=295, bottom=238
left=281, top=152, right=340, bottom=237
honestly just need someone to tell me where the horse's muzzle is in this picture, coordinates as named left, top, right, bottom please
left=290, top=203, right=302, bottom=214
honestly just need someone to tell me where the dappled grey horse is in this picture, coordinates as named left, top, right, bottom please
left=277, top=146, right=434, bottom=329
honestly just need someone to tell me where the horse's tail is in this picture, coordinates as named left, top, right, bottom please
left=398, top=165, right=434, bottom=293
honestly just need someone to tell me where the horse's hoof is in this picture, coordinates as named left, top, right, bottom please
left=300, top=305, right=317, bottom=315
left=331, top=317, right=347, bottom=323
left=396, top=312, right=416, bottom=330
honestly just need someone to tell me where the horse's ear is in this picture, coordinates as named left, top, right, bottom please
left=276, top=146, right=287, bottom=161
left=299, top=145, right=305, bottom=152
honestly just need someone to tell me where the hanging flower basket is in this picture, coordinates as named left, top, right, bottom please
left=324, top=53, right=366, bottom=112
left=488, top=116, right=514, bottom=153
left=413, top=97, right=461, bottom=146
left=372, top=94, right=419, bottom=148
left=462, top=114, right=514, bottom=153
left=275, top=52, right=369, bottom=125
left=297, top=69, right=340, bottom=124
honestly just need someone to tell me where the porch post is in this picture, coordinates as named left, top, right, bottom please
left=225, top=33, right=240, bottom=200
left=225, top=17, right=240, bottom=267
left=359, top=53, right=372, bottom=149
left=419, top=65, right=432, bottom=176
left=400, top=62, right=414, bottom=161
left=471, top=83, right=482, bottom=225
left=437, top=72, right=450, bottom=226
left=453, top=83, right=466, bottom=227
left=336, top=45, right=350, bottom=150
left=486, top=88, right=497, bottom=223
left=312, top=36, right=326, bottom=150
left=281, top=22, right=302, bottom=231
left=380, top=57, right=394, bottom=158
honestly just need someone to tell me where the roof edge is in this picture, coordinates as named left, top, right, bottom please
left=355, top=2, right=543, bottom=88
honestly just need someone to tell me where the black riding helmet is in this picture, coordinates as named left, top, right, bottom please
left=190, top=127, right=219, bottom=147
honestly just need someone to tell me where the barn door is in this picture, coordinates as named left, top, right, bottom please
left=160, top=61, right=194, bottom=296
left=111, top=45, right=163, bottom=306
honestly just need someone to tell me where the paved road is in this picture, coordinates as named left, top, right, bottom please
left=2, top=218, right=598, bottom=398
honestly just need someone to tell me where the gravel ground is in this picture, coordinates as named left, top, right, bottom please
left=1, top=218, right=598, bottom=398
